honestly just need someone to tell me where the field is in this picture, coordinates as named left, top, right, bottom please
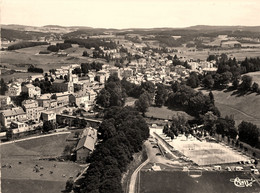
left=244, top=71, right=260, bottom=85
left=177, top=47, right=260, bottom=61
left=198, top=89, right=260, bottom=127
left=146, top=106, right=194, bottom=120
left=0, top=45, right=106, bottom=72
left=0, top=72, right=43, bottom=82
left=140, top=171, right=260, bottom=193
left=1, top=133, right=82, bottom=193
left=170, top=135, right=248, bottom=166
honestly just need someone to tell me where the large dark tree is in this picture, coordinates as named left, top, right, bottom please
left=238, top=121, right=259, bottom=147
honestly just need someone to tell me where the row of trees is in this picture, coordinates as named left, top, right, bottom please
left=7, top=41, right=48, bottom=50
left=28, top=65, right=44, bottom=73
left=74, top=106, right=149, bottom=193
left=64, top=38, right=117, bottom=50
left=47, top=43, right=72, bottom=52
left=186, top=55, right=260, bottom=93
left=72, top=62, right=103, bottom=75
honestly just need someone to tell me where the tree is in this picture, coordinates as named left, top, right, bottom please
left=202, top=111, right=218, bottom=135
left=98, top=119, right=117, bottom=140
left=47, top=45, right=59, bottom=52
left=96, top=89, right=111, bottom=108
left=0, top=78, right=8, bottom=95
left=140, top=81, right=155, bottom=99
left=209, top=91, right=214, bottom=105
left=203, top=74, right=214, bottom=89
left=65, top=178, right=74, bottom=192
left=252, top=82, right=259, bottom=93
left=186, top=72, right=200, bottom=88
left=238, top=121, right=259, bottom=147
left=42, top=121, right=56, bottom=133
left=83, top=50, right=90, bottom=57
left=155, top=83, right=168, bottom=107
left=135, top=92, right=150, bottom=115
left=239, top=75, right=252, bottom=91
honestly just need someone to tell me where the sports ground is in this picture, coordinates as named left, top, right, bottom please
left=170, top=135, right=249, bottom=166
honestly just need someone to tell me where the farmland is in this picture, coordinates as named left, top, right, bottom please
left=0, top=44, right=105, bottom=72
left=140, top=171, right=260, bottom=193
left=1, top=133, right=82, bottom=193
left=176, top=47, right=260, bottom=61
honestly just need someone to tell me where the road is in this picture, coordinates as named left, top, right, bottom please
left=128, top=135, right=182, bottom=193
left=128, top=141, right=149, bottom=193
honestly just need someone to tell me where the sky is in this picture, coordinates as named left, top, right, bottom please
left=1, top=0, right=260, bottom=29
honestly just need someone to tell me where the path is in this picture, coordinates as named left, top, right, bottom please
left=128, top=142, right=149, bottom=193
left=0, top=131, right=71, bottom=146
left=216, top=102, right=259, bottom=120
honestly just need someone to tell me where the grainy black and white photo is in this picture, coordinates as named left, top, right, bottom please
left=1, top=0, right=260, bottom=193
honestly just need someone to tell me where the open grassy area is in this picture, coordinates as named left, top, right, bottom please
left=2, top=179, right=66, bottom=193
left=140, top=171, right=260, bottom=193
left=199, top=89, right=260, bottom=127
left=0, top=45, right=106, bottom=72
left=244, top=71, right=260, bottom=85
left=0, top=72, right=42, bottom=82
left=1, top=134, right=82, bottom=193
left=146, top=106, right=194, bottom=120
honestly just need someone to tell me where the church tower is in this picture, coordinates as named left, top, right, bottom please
left=67, top=66, right=74, bottom=93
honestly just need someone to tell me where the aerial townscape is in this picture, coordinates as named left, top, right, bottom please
left=1, top=1, right=260, bottom=193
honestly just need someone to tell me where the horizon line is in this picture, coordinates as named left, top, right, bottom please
left=2, top=23, right=260, bottom=30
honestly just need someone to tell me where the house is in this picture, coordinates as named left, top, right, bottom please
left=0, top=107, right=27, bottom=127
left=7, top=82, right=21, bottom=96
left=56, top=92, right=70, bottom=107
left=69, top=92, right=91, bottom=110
left=22, top=100, right=43, bottom=122
left=109, top=67, right=121, bottom=79
left=121, top=68, right=133, bottom=79
left=41, top=111, right=56, bottom=123
left=0, top=95, right=12, bottom=107
left=96, top=70, right=108, bottom=84
left=36, top=94, right=57, bottom=110
left=22, top=84, right=41, bottom=99
left=10, top=121, right=29, bottom=132
left=52, top=68, right=74, bottom=93
left=76, top=127, right=97, bottom=162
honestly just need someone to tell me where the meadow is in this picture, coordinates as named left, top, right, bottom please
left=1, top=44, right=105, bottom=72
left=146, top=106, right=194, bottom=121
left=199, top=89, right=260, bottom=127
left=1, top=133, right=82, bottom=193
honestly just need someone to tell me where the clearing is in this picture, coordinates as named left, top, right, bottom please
left=146, top=106, right=194, bottom=120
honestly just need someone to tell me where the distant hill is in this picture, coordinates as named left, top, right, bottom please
left=1, top=28, right=50, bottom=41
left=2, top=24, right=260, bottom=40
left=186, top=25, right=260, bottom=32
left=1, top=24, right=93, bottom=34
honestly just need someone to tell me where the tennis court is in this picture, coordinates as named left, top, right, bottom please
left=170, top=135, right=249, bottom=166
